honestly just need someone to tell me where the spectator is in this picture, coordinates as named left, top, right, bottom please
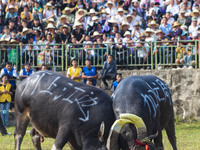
left=0, top=38, right=9, bottom=65
left=125, top=14, right=135, bottom=31
left=72, top=21, right=85, bottom=43
left=62, top=7, right=75, bottom=25
left=190, top=9, right=200, bottom=26
left=115, top=8, right=126, bottom=24
left=105, top=1, right=117, bottom=17
left=32, top=1, right=43, bottom=21
left=177, top=10, right=191, bottom=26
left=59, top=25, right=71, bottom=44
left=0, top=74, right=13, bottom=128
left=19, top=62, right=34, bottom=79
left=20, top=27, right=32, bottom=44
left=0, top=116, right=10, bottom=136
left=2, top=26, right=11, bottom=39
left=159, top=16, right=173, bottom=38
left=41, top=63, right=48, bottom=70
left=132, top=22, right=144, bottom=41
left=166, top=0, right=179, bottom=20
left=66, top=58, right=82, bottom=82
left=43, top=3, right=57, bottom=22
left=111, top=73, right=123, bottom=92
left=5, top=5, right=18, bottom=25
left=166, top=12, right=175, bottom=25
left=171, top=21, right=182, bottom=39
left=0, top=61, right=18, bottom=89
left=20, top=5, right=33, bottom=21
left=57, top=15, right=69, bottom=29
left=99, top=54, right=117, bottom=90
left=176, top=42, right=185, bottom=68
left=189, top=17, right=199, bottom=40
left=82, top=59, right=98, bottom=86
left=8, top=39, right=18, bottom=65
left=181, top=3, right=191, bottom=17
left=184, top=41, right=195, bottom=67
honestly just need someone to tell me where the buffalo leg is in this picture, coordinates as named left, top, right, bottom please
left=30, top=128, right=42, bottom=150
left=154, top=126, right=164, bottom=150
left=14, top=112, right=30, bottom=150
left=51, top=126, right=71, bottom=150
left=165, top=117, right=177, bottom=150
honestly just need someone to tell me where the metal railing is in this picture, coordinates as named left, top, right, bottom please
left=0, top=40, right=199, bottom=71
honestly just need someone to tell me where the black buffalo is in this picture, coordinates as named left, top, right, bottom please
left=107, top=75, right=177, bottom=150
left=14, top=71, right=115, bottom=150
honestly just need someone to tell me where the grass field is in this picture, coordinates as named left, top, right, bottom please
left=1, top=121, right=200, bottom=150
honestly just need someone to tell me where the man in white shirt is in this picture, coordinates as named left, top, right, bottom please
left=189, top=17, right=200, bottom=40
left=166, top=0, right=180, bottom=20
left=105, top=1, right=117, bottom=17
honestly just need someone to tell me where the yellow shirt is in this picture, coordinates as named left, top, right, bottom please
left=68, top=67, right=82, bottom=82
left=0, top=83, right=12, bottom=103
left=20, top=11, right=33, bottom=21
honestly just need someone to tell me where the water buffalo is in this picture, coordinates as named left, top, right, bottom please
left=107, top=75, right=177, bottom=150
left=14, top=71, right=115, bottom=150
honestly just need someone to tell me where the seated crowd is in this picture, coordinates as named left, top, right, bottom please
left=0, top=0, right=200, bottom=68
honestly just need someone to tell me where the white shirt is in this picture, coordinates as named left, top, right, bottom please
left=166, top=4, right=180, bottom=16
left=115, top=14, right=126, bottom=23
left=167, top=17, right=175, bottom=25
left=131, top=28, right=144, bottom=41
left=19, top=69, right=34, bottom=76
left=105, top=7, right=117, bottom=17
left=189, top=24, right=200, bottom=38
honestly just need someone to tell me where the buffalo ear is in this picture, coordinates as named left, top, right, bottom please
left=99, top=121, right=105, bottom=142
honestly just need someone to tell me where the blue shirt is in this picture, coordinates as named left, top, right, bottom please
left=5, top=12, right=18, bottom=19
left=82, top=66, right=97, bottom=85
left=159, top=24, right=173, bottom=36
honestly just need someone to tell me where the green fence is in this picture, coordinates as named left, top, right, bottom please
left=0, top=40, right=199, bottom=71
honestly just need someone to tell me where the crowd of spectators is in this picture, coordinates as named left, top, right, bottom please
left=0, top=0, right=200, bottom=68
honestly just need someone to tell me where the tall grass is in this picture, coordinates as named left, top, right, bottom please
left=1, top=121, right=200, bottom=150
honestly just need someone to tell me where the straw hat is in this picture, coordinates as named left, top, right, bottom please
left=145, top=28, right=154, bottom=34
left=92, top=16, right=100, bottom=22
left=0, top=38, right=9, bottom=43
left=91, top=31, right=101, bottom=37
left=59, top=25, right=71, bottom=32
left=131, top=0, right=138, bottom=3
left=190, top=9, right=199, bottom=16
left=73, top=21, right=83, bottom=28
left=179, top=9, right=186, bottom=14
left=105, top=1, right=115, bottom=7
left=156, top=30, right=164, bottom=35
left=134, top=22, right=140, bottom=26
left=88, top=9, right=97, bottom=15
left=172, top=21, right=181, bottom=28
left=99, top=9, right=108, bottom=15
left=148, top=20, right=159, bottom=28
left=46, top=18, right=56, bottom=25
left=108, top=16, right=118, bottom=23
left=9, top=39, right=18, bottom=44
left=22, top=27, right=32, bottom=35
left=44, top=3, right=54, bottom=9
left=8, top=5, right=16, bottom=11
left=117, top=8, right=126, bottom=14
left=45, top=3, right=54, bottom=9
left=125, top=14, right=135, bottom=22
left=75, top=8, right=87, bottom=17
left=120, top=21, right=130, bottom=30
left=140, top=32, right=146, bottom=38
left=124, top=31, right=131, bottom=36
left=75, top=14, right=84, bottom=21
left=162, top=38, right=169, bottom=45
left=46, top=23, right=55, bottom=29
left=62, top=7, right=73, bottom=14
left=181, top=25, right=188, bottom=30
left=58, top=15, right=69, bottom=22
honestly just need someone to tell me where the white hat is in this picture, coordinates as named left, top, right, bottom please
left=73, top=21, right=83, bottom=28
left=59, top=15, right=69, bottom=22
left=0, top=38, right=9, bottom=43
left=191, top=9, right=199, bottom=16
left=105, top=1, right=115, bottom=7
left=108, top=16, right=118, bottom=23
left=120, top=21, right=130, bottom=30
left=92, top=31, right=101, bottom=37
left=125, top=14, right=135, bottom=22
left=8, top=5, right=16, bottom=11
left=62, top=7, right=73, bottom=14
left=89, top=9, right=97, bottom=15
left=46, top=18, right=56, bottom=25
left=131, top=0, right=138, bottom=3
left=46, top=23, right=55, bottom=29
left=75, top=8, right=87, bottom=17
left=124, top=31, right=131, bottom=36
left=22, top=27, right=32, bottom=35
left=45, top=3, right=54, bottom=8
left=10, top=39, right=18, bottom=44
left=92, top=16, right=99, bottom=21
left=59, top=25, right=71, bottom=32
left=145, top=28, right=154, bottom=34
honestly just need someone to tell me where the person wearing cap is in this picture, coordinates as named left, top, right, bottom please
left=43, top=3, right=57, bottom=22
left=66, top=58, right=82, bottom=82
left=0, top=74, right=13, bottom=128
left=159, top=16, right=173, bottom=38
left=123, top=31, right=135, bottom=46
left=189, top=16, right=200, bottom=40
left=145, top=28, right=154, bottom=42
left=85, top=9, right=97, bottom=27
left=156, top=30, right=165, bottom=41
left=32, top=1, right=43, bottom=21
left=105, top=1, right=117, bottom=17
left=115, top=8, right=126, bottom=24
left=119, top=21, right=130, bottom=38
left=20, top=5, right=33, bottom=21
left=72, top=21, right=85, bottom=43
left=177, top=9, right=191, bottom=26
left=59, top=25, right=71, bottom=44
left=166, top=0, right=179, bottom=20
left=5, top=5, right=18, bottom=25
left=171, top=21, right=183, bottom=38
left=20, top=27, right=32, bottom=44
left=19, top=62, right=34, bottom=80
left=5, top=0, right=18, bottom=13
left=132, top=22, right=144, bottom=41
left=190, top=9, right=200, bottom=25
